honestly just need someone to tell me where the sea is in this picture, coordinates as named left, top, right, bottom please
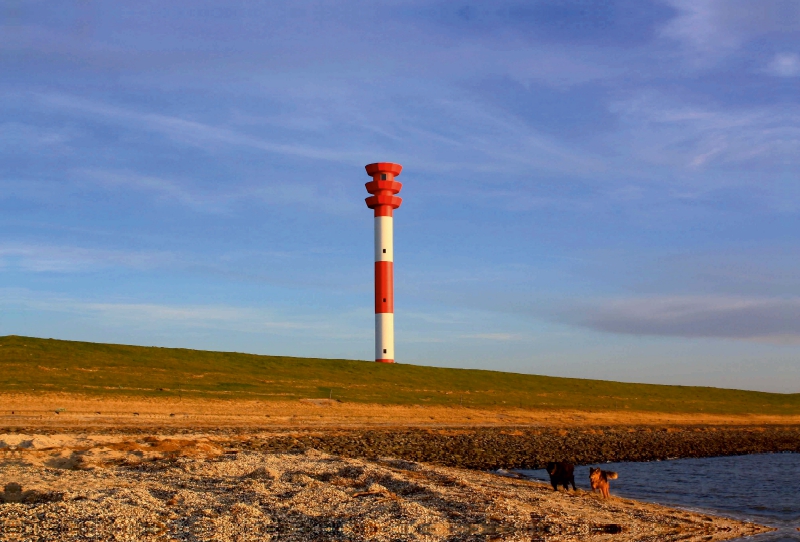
left=519, top=452, right=800, bottom=541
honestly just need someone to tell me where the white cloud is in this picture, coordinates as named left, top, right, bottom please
left=403, top=311, right=469, bottom=325
left=73, top=167, right=362, bottom=216
left=0, top=289, right=360, bottom=337
left=74, top=169, right=235, bottom=214
left=660, top=0, right=740, bottom=56
left=31, top=83, right=603, bottom=181
left=78, top=302, right=326, bottom=332
left=608, top=92, right=800, bottom=174
left=766, top=53, right=800, bottom=77
left=459, top=333, right=520, bottom=341
left=0, top=243, right=174, bottom=273
left=34, top=93, right=370, bottom=164
left=660, top=0, right=800, bottom=62
left=0, top=122, right=71, bottom=151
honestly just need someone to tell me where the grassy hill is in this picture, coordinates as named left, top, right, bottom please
left=0, top=335, right=798, bottom=415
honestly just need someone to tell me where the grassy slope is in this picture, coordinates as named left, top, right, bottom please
left=0, top=335, right=798, bottom=415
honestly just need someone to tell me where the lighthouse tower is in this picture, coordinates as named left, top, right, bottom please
left=364, top=162, right=403, bottom=363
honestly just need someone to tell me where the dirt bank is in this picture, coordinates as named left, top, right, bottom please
left=3, top=394, right=800, bottom=430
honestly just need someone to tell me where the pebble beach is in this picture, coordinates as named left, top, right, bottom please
left=0, top=432, right=775, bottom=541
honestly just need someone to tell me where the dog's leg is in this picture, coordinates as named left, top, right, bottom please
left=570, top=475, right=576, bottom=491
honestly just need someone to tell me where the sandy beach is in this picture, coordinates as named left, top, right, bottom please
left=0, top=432, right=772, bottom=541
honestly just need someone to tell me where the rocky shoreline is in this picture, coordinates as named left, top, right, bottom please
left=237, top=425, right=800, bottom=470
left=1, top=426, right=796, bottom=540
left=6, top=424, right=798, bottom=469
left=0, top=441, right=773, bottom=541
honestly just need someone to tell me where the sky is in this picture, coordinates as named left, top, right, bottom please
left=2, top=0, right=799, bottom=392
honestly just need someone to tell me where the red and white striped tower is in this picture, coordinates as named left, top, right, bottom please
left=364, top=162, right=403, bottom=363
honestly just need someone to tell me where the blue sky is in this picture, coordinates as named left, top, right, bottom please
left=2, top=0, right=798, bottom=392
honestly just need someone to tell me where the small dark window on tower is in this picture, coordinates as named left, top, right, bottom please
left=383, top=298, right=386, bottom=302
left=383, top=349, right=387, bottom=354
left=381, top=174, right=387, bottom=180
left=382, top=248, right=386, bottom=253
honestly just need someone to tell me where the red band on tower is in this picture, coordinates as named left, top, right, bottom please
left=375, top=261, right=394, bottom=313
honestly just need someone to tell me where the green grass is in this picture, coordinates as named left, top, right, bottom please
left=1, top=335, right=798, bottom=415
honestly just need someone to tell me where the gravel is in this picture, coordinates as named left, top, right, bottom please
left=0, top=432, right=775, bottom=541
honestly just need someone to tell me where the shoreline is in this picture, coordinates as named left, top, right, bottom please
left=2, top=396, right=796, bottom=539
left=0, top=439, right=774, bottom=541
left=243, top=426, right=800, bottom=470
left=6, top=425, right=798, bottom=471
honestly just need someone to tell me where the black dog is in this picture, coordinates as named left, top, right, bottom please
left=546, top=461, right=576, bottom=491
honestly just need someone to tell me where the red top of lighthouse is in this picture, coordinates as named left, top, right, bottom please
left=365, top=162, right=402, bottom=217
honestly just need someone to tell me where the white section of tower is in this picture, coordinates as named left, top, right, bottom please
left=375, top=313, right=394, bottom=360
left=375, top=215, right=394, bottom=361
left=374, top=216, right=393, bottom=261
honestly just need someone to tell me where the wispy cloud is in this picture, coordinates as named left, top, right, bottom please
left=403, top=311, right=470, bottom=325
left=28, top=83, right=605, bottom=180
left=459, top=332, right=520, bottom=341
left=660, top=0, right=800, bottom=62
left=78, top=302, right=317, bottom=332
left=766, top=53, right=800, bottom=77
left=0, top=243, right=174, bottom=272
left=34, top=93, right=370, bottom=165
left=0, top=122, right=72, bottom=151
left=0, top=242, right=368, bottom=293
left=74, top=169, right=235, bottom=213
left=0, top=288, right=366, bottom=338
left=608, top=93, right=799, bottom=174
left=72, top=166, right=362, bottom=216
left=557, top=295, right=800, bottom=344
left=660, top=0, right=742, bottom=57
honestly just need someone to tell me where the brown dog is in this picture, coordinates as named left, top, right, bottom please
left=546, top=462, right=576, bottom=491
left=589, top=467, right=618, bottom=498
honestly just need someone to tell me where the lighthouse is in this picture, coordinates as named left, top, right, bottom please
left=364, top=162, right=403, bottom=363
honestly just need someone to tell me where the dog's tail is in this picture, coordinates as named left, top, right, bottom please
left=606, top=471, right=618, bottom=479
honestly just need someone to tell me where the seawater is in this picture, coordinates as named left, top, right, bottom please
left=520, top=452, right=800, bottom=541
